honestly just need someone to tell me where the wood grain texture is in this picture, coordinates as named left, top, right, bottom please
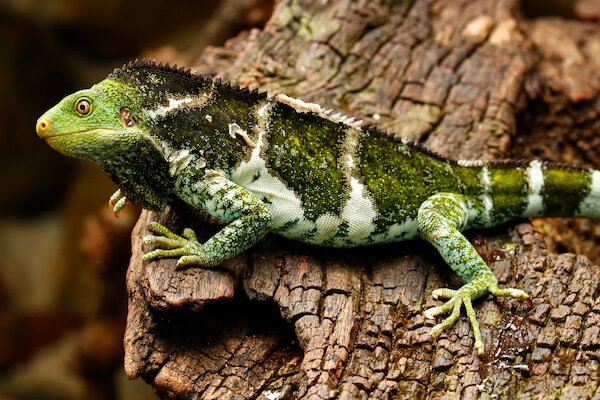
left=124, top=0, right=600, bottom=398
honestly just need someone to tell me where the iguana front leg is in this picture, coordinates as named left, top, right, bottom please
left=417, top=193, right=529, bottom=355
left=143, top=168, right=272, bottom=268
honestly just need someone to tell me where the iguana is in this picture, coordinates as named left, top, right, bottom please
left=36, top=60, right=599, bottom=355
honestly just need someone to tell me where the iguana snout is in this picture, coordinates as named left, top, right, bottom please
left=35, top=117, right=50, bottom=138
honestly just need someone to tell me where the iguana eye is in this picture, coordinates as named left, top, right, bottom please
left=75, top=99, right=91, bottom=116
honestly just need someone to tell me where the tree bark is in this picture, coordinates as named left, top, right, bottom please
left=123, top=0, right=600, bottom=398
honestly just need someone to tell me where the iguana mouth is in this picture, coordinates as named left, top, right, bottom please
left=39, top=128, right=117, bottom=140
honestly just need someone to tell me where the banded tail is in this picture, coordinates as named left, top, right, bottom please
left=461, top=160, right=600, bottom=228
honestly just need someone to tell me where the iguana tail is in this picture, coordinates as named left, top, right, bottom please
left=461, top=160, right=599, bottom=227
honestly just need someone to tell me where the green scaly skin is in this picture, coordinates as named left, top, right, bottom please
left=36, top=60, right=600, bottom=355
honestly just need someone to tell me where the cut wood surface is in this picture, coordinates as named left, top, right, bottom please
left=124, top=0, right=600, bottom=398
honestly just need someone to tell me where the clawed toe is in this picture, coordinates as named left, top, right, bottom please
left=143, top=235, right=181, bottom=249
left=176, top=255, right=205, bottom=269
left=432, top=288, right=457, bottom=300
left=147, top=222, right=180, bottom=239
left=108, top=189, right=127, bottom=216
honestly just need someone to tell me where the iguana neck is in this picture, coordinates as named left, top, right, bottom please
left=99, top=138, right=173, bottom=211
left=107, top=61, right=265, bottom=176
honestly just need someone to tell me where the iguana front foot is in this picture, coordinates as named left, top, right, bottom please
left=143, top=222, right=207, bottom=268
left=425, top=276, right=529, bottom=355
left=109, top=189, right=127, bottom=216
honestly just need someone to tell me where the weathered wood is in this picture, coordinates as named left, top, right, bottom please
left=124, top=0, right=600, bottom=398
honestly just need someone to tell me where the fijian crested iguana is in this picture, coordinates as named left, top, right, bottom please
left=36, top=60, right=600, bottom=355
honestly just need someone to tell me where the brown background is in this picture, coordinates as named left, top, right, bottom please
left=0, top=0, right=599, bottom=399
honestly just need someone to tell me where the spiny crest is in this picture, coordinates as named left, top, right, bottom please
left=109, top=58, right=267, bottom=102
left=110, top=58, right=201, bottom=83
left=363, top=125, right=593, bottom=171
left=362, top=124, right=455, bottom=164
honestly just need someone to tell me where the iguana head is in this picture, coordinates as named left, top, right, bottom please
left=36, top=71, right=177, bottom=210
left=36, top=60, right=260, bottom=209
left=36, top=79, right=147, bottom=163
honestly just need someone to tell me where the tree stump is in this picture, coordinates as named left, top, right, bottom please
left=123, top=0, right=600, bottom=398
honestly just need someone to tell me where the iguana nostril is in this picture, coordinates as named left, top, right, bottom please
left=36, top=118, right=50, bottom=136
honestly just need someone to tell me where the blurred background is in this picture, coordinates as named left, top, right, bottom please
left=0, top=0, right=596, bottom=399
left=0, top=0, right=272, bottom=399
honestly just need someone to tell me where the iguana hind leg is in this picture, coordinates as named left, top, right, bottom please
left=417, top=193, right=528, bottom=355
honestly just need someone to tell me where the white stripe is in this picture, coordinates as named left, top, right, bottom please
left=148, top=97, right=192, bottom=119
left=579, top=170, right=600, bottom=217
left=457, top=159, right=485, bottom=167
left=147, top=93, right=210, bottom=120
left=257, top=101, right=270, bottom=118
left=481, top=165, right=491, bottom=189
left=340, top=177, right=377, bottom=241
left=480, top=165, right=493, bottom=224
left=148, top=137, right=196, bottom=176
left=275, top=93, right=363, bottom=129
left=338, top=127, right=376, bottom=243
left=341, top=127, right=359, bottom=176
left=523, top=160, right=545, bottom=216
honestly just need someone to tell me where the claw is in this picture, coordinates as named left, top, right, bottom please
left=474, top=339, right=485, bottom=355
left=432, top=288, right=457, bottom=300
left=182, top=228, right=197, bottom=241
left=176, top=255, right=205, bottom=269
left=489, top=286, right=529, bottom=300
left=430, top=323, right=444, bottom=339
left=425, top=296, right=456, bottom=319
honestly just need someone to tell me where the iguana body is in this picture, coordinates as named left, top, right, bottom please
left=36, top=60, right=600, bottom=354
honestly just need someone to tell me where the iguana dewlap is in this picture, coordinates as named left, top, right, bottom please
left=36, top=60, right=600, bottom=355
